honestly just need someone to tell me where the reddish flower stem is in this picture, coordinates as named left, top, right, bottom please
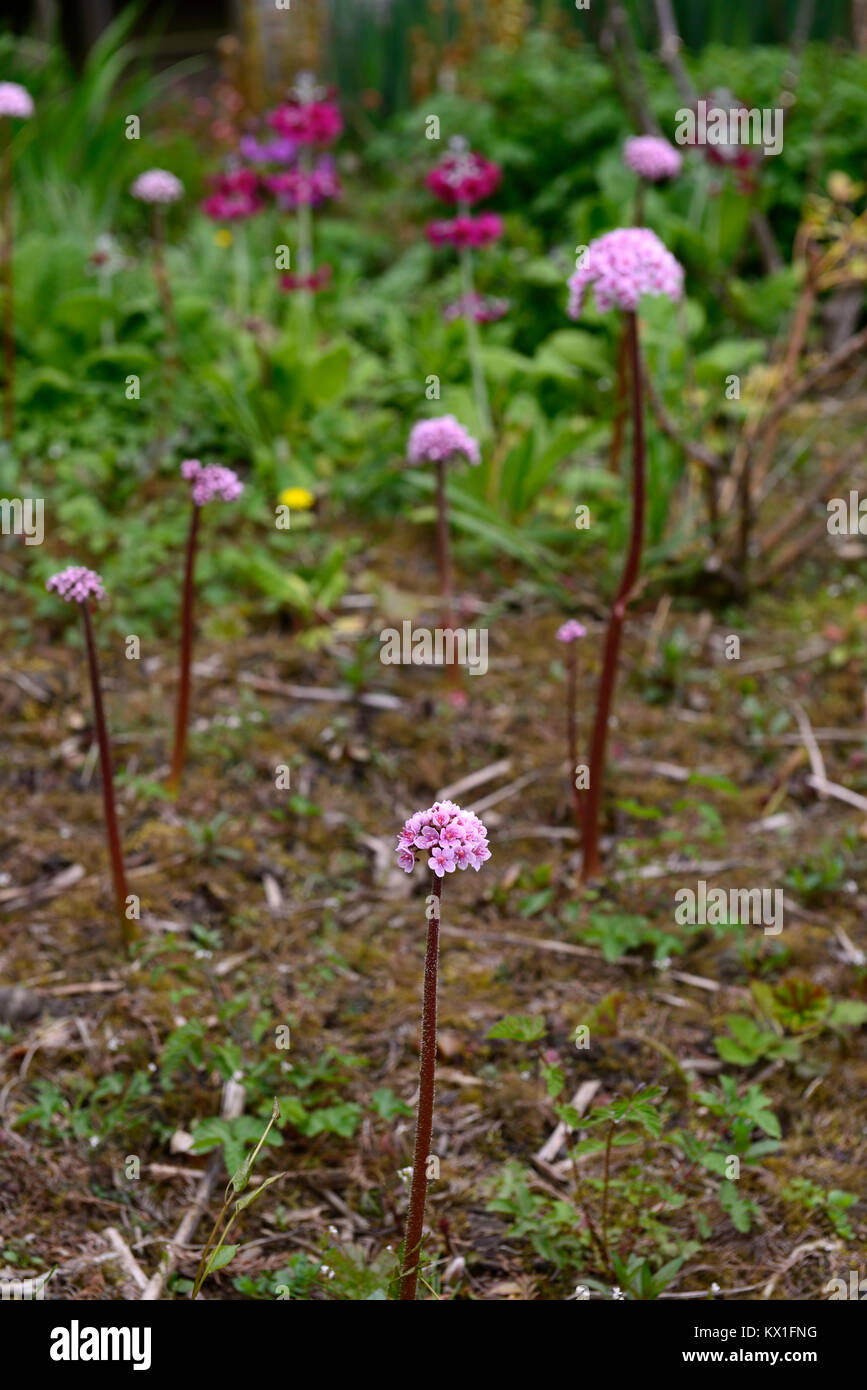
left=80, top=601, right=135, bottom=947
left=151, top=204, right=178, bottom=353
left=608, top=325, right=628, bottom=475
left=168, top=501, right=200, bottom=797
left=435, top=458, right=461, bottom=694
left=581, top=309, right=645, bottom=881
left=566, top=642, right=584, bottom=837
left=1, top=124, right=14, bottom=442
left=399, top=872, right=441, bottom=1300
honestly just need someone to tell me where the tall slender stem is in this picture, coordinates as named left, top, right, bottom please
left=435, top=458, right=460, bottom=694
left=168, top=502, right=201, bottom=797
left=608, top=324, right=629, bottom=474
left=601, top=1120, right=615, bottom=1274
left=80, top=602, right=134, bottom=947
left=296, top=148, right=314, bottom=337
left=400, top=873, right=441, bottom=1301
left=151, top=204, right=177, bottom=353
left=566, top=643, right=583, bottom=837
left=457, top=210, right=492, bottom=439
left=581, top=310, right=645, bottom=881
left=1, top=124, right=14, bottom=443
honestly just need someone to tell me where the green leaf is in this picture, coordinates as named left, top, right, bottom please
left=204, top=1243, right=239, bottom=1276
left=487, top=1014, right=546, bottom=1042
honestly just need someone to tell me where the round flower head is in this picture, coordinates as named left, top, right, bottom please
left=407, top=415, right=480, bottom=467
left=130, top=169, right=184, bottom=205
left=396, top=800, right=491, bottom=877
left=427, top=146, right=501, bottom=206
left=556, top=619, right=587, bottom=643
left=623, top=135, right=682, bottom=183
left=567, top=227, right=683, bottom=318
left=47, top=566, right=105, bottom=604
left=0, top=82, right=34, bottom=119
left=181, top=459, right=244, bottom=505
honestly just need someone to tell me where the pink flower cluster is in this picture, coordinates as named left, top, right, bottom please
left=264, top=159, right=341, bottom=209
left=396, top=800, right=491, bottom=877
left=426, top=212, right=503, bottom=249
left=567, top=227, right=684, bottom=317
left=623, top=135, right=682, bottom=183
left=201, top=168, right=263, bottom=221
left=268, top=100, right=342, bottom=146
left=130, top=169, right=184, bottom=205
left=443, top=293, right=509, bottom=324
left=427, top=150, right=501, bottom=206
left=0, top=82, right=33, bottom=119
left=556, top=619, right=587, bottom=643
left=181, top=459, right=244, bottom=506
left=407, top=415, right=480, bottom=467
left=279, top=264, right=332, bottom=293
left=46, top=566, right=105, bottom=604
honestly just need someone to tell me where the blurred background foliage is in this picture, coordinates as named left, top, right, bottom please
left=0, top=1, right=865, bottom=643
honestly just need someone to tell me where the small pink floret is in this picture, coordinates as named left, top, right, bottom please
left=623, top=136, right=682, bottom=183
left=131, top=169, right=184, bottom=204
left=407, top=415, right=480, bottom=467
left=567, top=227, right=684, bottom=318
left=181, top=459, right=244, bottom=506
left=396, top=800, right=491, bottom=876
left=0, top=82, right=34, bottom=119
left=556, top=619, right=587, bottom=643
left=46, top=566, right=105, bottom=604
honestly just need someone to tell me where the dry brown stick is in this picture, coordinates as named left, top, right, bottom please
left=748, top=245, right=822, bottom=502
left=103, top=1226, right=148, bottom=1291
left=642, top=368, right=725, bottom=473
left=721, top=323, right=867, bottom=516
left=755, top=448, right=855, bottom=561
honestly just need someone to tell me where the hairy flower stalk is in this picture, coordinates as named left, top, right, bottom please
left=407, top=416, right=480, bottom=696
left=0, top=83, right=33, bottom=442
left=168, top=461, right=243, bottom=796
left=395, top=801, right=491, bottom=1299
left=47, top=568, right=135, bottom=948
left=567, top=229, right=683, bottom=879
left=557, top=620, right=587, bottom=838
left=131, top=169, right=183, bottom=358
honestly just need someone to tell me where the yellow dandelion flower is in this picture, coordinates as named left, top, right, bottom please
left=279, top=487, right=315, bottom=510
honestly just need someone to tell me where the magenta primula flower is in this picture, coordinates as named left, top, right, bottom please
left=279, top=264, right=332, bottom=293
left=556, top=619, right=587, bottom=643
left=623, top=135, right=683, bottom=183
left=568, top=227, right=683, bottom=317
left=426, top=212, right=503, bottom=249
left=181, top=459, right=244, bottom=506
left=46, top=566, right=106, bottom=604
left=407, top=415, right=480, bottom=467
left=0, top=82, right=33, bottom=119
left=265, top=159, right=341, bottom=209
left=239, top=133, right=296, bottom=165
left=130, top=169, right=184, bottom=204
left=427, top=149, right=501, bottom=206
left=396, top=800, right=491, bottom=877
left=268, top=100, right=342, bottom=146
left=201, top=168, right=263, bottom=221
